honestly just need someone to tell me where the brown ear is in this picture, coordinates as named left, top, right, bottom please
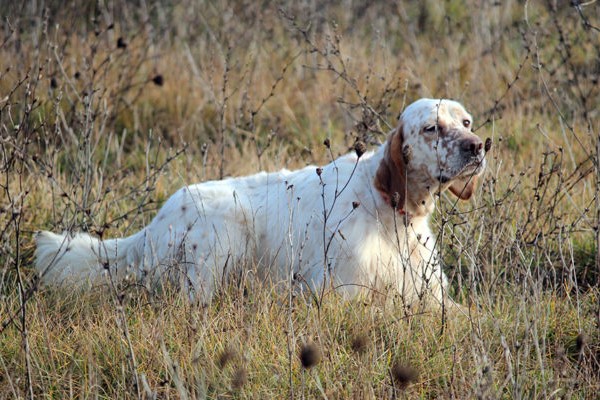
left=374, top=124, right=406, bottom=211
left=448, top=176, right=478, bottom=200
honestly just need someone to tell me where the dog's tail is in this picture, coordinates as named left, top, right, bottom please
left=35, top=230, right=144, bottom=286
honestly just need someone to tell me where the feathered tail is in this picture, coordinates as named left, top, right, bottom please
left=35, top=230, right=143, bottom=286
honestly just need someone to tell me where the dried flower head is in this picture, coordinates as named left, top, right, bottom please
left=152, top=75, right=164, bottom=86
left=576, top=332, right=587, bottom=353
left=231, top=366, right=247, bottom=389
left=391, top=362, right=418, bottom=389
left=354, top=140, right=367, bottom=158
left=350, top=332, right=370, bottom=354
left=484, top=137, right=492, bottom=153
left=299, top=342, right=321, bottom=369
left=323, top=138, right=331, bottom=148
left=116, top=37, right=127, bottom=49
left=218, top=347, right=237, bottom=369
left=316, top=167, right=323, bottom=177
left=352, top=201, right=360, bottom=210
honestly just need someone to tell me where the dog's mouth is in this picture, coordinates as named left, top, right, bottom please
left=438, top=157, right=486, bottom=183
left=458, top=157, right=485, bottom=177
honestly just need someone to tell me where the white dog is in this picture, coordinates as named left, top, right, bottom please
left=36, top=98, right=486, bottom=306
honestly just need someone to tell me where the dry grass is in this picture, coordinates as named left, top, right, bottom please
left=1, top=0, right=599, bottom=398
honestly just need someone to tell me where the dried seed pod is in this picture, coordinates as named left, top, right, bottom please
left=350, top=332, right=370, bottom=354
left=391, top=362, right=418, bottom=389
left=152, top=75, right=164, bottom=86
left=231, top=366, right=247, bottom=389
left=218, top=347, right=236, bottom=369
left=576, top=332, right=587, bottom=352
left=316, top=167, right=323, bottom=177
left=354, top=140, right=367, bottom=158
left=484, top=137, right=492, bottom=153
left=323, top=138, right=331, bottom=148
left=352, top=201, right=360, bottom=210
left=117, top=37, right=127, bottom=49
left=299, top=342, right=321, bottom=369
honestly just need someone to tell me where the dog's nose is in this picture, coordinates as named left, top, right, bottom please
left=461, top=136, right=483, bottom=156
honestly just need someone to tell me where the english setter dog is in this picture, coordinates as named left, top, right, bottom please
left=36, top=98, right=486, bottom=307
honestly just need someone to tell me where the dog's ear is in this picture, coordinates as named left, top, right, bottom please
left=448, top=176, right=478, bottom=200
left=374, top=124, right=406, bottom=211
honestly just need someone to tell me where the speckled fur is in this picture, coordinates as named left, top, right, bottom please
left=35, top=98, right=486, bottom=306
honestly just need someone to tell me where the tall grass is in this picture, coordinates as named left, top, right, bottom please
left=1, top=0, right=598, bottom=398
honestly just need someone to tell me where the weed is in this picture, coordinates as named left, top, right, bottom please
left=1, top=1, right=599, bottom=398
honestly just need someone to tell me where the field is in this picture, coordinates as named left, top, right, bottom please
left=1, top=0, right=599, bottom=398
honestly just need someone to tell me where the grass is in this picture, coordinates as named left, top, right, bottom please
left=1, top=0, right=599, bottom=398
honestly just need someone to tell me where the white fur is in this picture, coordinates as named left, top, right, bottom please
left=36, top=98, right=485, bottom=306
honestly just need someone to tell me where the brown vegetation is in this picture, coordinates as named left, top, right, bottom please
left=1, top=0, right=599, bottom=398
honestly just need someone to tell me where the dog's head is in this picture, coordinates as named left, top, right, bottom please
left=375, top=98, right=486, bottom=212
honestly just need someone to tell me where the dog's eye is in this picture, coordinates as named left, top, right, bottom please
left=424, top=125, right=438, bottom=133
left=463, top=119, right=471, bottom=128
